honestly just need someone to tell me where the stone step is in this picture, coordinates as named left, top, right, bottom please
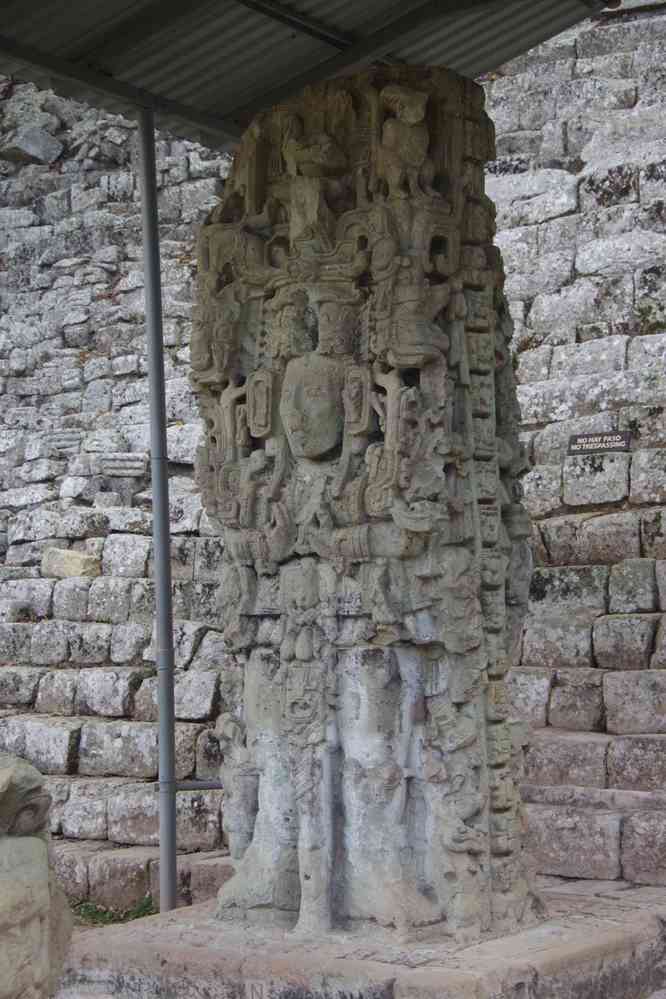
left=524, top=728, right=612, bottom=788
left=52, top=838, right=234, bottom=910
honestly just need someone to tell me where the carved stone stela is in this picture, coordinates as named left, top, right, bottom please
left=193, top=67, right=535, bottom=940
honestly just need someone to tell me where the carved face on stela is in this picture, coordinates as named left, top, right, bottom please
left=278, top=293, right=357, bottom=460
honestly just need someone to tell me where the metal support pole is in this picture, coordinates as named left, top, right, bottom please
left=137, top=107, right=177, bottom=913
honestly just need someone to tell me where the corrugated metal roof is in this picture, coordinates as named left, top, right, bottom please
left=0, top=0, right=605, bottom=150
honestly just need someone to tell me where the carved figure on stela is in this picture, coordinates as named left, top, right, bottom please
left=193, top=66, right=537, bottom=941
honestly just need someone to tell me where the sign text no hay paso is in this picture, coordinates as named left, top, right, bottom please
left=567, top=431, right=632, bottom=456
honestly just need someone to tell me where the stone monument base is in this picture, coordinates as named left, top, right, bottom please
left=57, top=879, right=666, bottom=999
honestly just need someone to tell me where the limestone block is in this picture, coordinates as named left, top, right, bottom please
left=35, top=670, right=78, bottom=715
left=550, top=335, right=628, bottom=381
left=30, top=620, right=70, bottom=665
left=576, top=231, right=665, bottom=278
left=0, top=665, right=45, bottom=706
left=0, top=715, right=81, bottom=774
left=562, top=453, right=630, bottom=507
left=110, top=622, right=150, bottom=664
left=53, top=577, right=92, bottom=621
left=102, top=534, right=151, bottom=577
left=147, top=536, right=195, bottom=581
left=150, top=851, right=234, bottom=908
left=642, top=509, right=666, bottom=559
left=0, top=623, right=32, bottom=663
left=68, top=623, right=112, bottom=664
left=76, top=668, right=147, bottom=718
left=51, top=840, right=113, bottom=902
left=143, top=620, right=207, bottom=669
left=504, top=249, right=573, bottom=300
left=618, top=405, right=666, bottom=450
left=519, top=368, right=663, bottom=426
left=532, top=413, right=615, bottom=466
left=166, top=421, right=204, bottom=464
left=609, top=558, right=657, bottom=614
left=622, top=812, right=666, bottom=885
left=8, top=507, right=108, bottom=545
left=525, top=805, right=621, bottom=879
left=515, top=346, right=552, bottom=385
left=522, top=465, right=562, bottom=518
left=104, top=507, right=153, bottom=534
left=107, top=783, right=223, bottom=850
left=0, top=577, right=53, bottom=618
left=528, top=565, right=607, bottom=617
left=87, top=576, right=131, bottom=623
left=524, top=729, right=610, bottom=787
left=0, top=125, right=63, bottom=163
left=61, top=778, right=131, bottom=840
left=505, top=668, right=552, bottom=726
left=607, top=735, right=666, bottom=791
left=548, top=669, right=604, bottom=731
left=604, top=671, right=666, bottom=734
left=135, top=671, right=218, bottom=722
left=593, top=614, right=659, bottom=670
left=41, top=546, right=101, bottom=578
left=539, top=512, right=640, bottom=566
left=78, top=721, right=158, bottom=778
left=87, top=846, right=157, bottom=911
left=486, top=169, right=579, bottom=227
left=631, top=450, right=666, bottom=504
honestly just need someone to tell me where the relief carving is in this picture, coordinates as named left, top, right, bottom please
left=193, top=67, right=536, bottom=941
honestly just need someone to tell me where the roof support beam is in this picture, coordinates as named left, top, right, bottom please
left=0, top=32, right=242, bottom=145
left=232, top=0, right=352, bottom=50
left=219, top=0, right=501, bottom=123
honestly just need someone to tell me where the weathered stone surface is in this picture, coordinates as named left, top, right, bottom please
left=190, top=69, right=533, bottom=938
left=51, top=839, right=112, bottom=902
left=78, top=720, right=158, bottom=778
left=529, top=565, right=608, bottom=616
left=0, top=577, right=53, bottom=618
left=76, top=668, right=147, bottom=718
left=68, top=623, right=112, bottom=664
left=522, top=465, right=562, bottom=517
left=102, top=534, right=151, bottom=577
left=486, top=169, right=578, bottom=226
left=41, top=546, right=101, bottom=578
left=506, top=668, right=552, bottom=727
left=0, top=715, right=81, bottom=774
left=525, top=805, right=621, bottom=879
left=605, top=671, right=666, bottom=734
left=548, top=669, right=603, bottom=731
left=524, top=729, right=610, bottom=788
left=87, top=846, right=157, bottom=911
left=30, top=620, right=70, bottom=665
left=134, top=671, right=218, bottom=722
left=35, top=670, right=78, bottom=715
left=0, top=665, right=45, bottom=706
left=87, top=576, right=131, bottom=623
left=53, top=577, right=91, bottom=621
left=642, top=509, right=666, bottom=559
left=609, top=558, right=657, bottom=613
left=593, top=614, right=659, bottom=670
left=631, top=449, right=666, bottom=504
left=107, top=783, right=223, bottom=850
left=0, top=754, right=73, bottom=999
left=60, top=778, right=130, bottom=840
left=607, top=735, right=666, bottom=792
left=622, top=812, right=666, bottom=885
left=562, top=453, right=630, bottom=507
left=540, top=512, right=641, bottom=566
left=522, top=614, right=593, bottom=670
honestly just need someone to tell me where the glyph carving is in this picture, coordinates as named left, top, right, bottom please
left=193, top=67, right=536, bottom=941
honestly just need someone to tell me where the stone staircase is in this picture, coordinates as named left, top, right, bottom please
left=52, top=839, right=234, bottom=912
left=523, top=728, right=666, bottom=883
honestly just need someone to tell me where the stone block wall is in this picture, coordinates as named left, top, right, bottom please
left=1, top=0, right=666, bottom=894
left=0, top=80, right=229, bottom=878
left=483, top=0, right=666, bottom=884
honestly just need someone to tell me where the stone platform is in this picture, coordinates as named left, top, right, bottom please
left=57, top=879, right=666, bottom=999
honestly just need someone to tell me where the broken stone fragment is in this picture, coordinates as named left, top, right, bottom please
left=41, top=546, right=101, bottom=578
